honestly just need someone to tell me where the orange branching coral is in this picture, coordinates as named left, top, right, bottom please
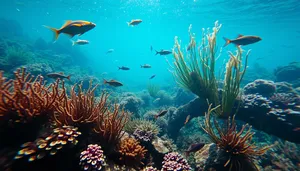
left=118, top=138, right=147, bottom=167
left=0, top=68, right=62, bottom=124
left=94, top=99, right=130, bottom=150
left=201, top=104, right=272, bottom=171
left=53, top=81, right=103, bottom=126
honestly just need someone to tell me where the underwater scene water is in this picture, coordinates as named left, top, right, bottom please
left=0, top=0, right=300, bottom=170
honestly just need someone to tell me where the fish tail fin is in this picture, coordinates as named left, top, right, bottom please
left=155, top=50, right=159, bottom=55
left=154, top=115, right=158, bottom=120
left=67, top=75, right=71, bottom=80
left=223, top=37, right=231, bottom=47
left=103, top=79, right=107, bottom=84
left=140, top=65, right=143, bottom=68
left=127, top=22, right=130, bottom=26
left=118, top=67, right=120, bottom=70
left=71, top=40, right=75, bottom=46
left=43, top=25, right=60, bottom=41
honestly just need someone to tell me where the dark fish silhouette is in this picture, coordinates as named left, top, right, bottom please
left=43, top=20, right=96, bottom=41
left=155, top=49, right=172, bottom=56
left=103, top=79, right=123, bottom=87
left=141, top=64, right=151, bottom=68
left=118, top=66, right=130, bottom=70
left=47, top=72, right=71, bottom=80
left=149, top=75, right=156, bottom=79
left=150, top=45, right=153, bottom=52
left=185, top=143, right=205, bottom=157
left=223, top=34, right=262, bottom=47
left=155, top=110, right=168, bottom=119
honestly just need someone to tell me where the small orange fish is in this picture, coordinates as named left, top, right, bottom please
left=155, top=110, right=168, bottom=119
left=44, top=20, right=96, bottom=41
left=184, top=115, right=190, bottom=125
left=103, top=79, right=123, bottom=87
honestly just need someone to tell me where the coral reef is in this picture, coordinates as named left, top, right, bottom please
left=118, top=137, right=147, bottom=167
left=161, top=152, right=191, bottom=171
left=142, top=166, right=158, bottom=171
left=15, top=126, right=81, bottom=162
left=243, top=79, right=276, bottom=98
left=79, top=144, right=106, bottom=171
left=119, top=92, right=143, bottom=118
left=23, top=63, right=53, bottom=77
left=274, top=62, right=300, bottom=86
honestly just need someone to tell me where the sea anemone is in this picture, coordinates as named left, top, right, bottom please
left=118, top=137, right=147, bottom=167
left=14, top=126, right=81, bottom=162
left=201, top=104, right=272, bottom=171
left=79, top=144, right=106, bottom=171
left=132, top=120, right=160, bottom=142
left=161, top=152, right=192, bottom=171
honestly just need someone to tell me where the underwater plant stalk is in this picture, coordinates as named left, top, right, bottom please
left=222, top=46, right=250, bottom=116
left=171, top=21, right=222, bottom=110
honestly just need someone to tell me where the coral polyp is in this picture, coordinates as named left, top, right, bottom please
left=14, top=126, right=81, bottom=162
left=79, top=144, right=106, bottom=171
left=161, top=152, right=191, bottom=171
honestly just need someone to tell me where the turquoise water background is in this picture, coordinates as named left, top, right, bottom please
left=1, top=0, right=299, bottom=91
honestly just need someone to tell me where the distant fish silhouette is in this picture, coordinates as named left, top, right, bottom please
left=149, top=75, right=156, bottom=79
left=106, top=49, right=114, bottom=54
left=150, top=45, right=153, bottom=52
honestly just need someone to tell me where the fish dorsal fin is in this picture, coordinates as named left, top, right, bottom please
left=61, top=20, right=72, bottom=29
left=237, top=34, right=244, bottom=38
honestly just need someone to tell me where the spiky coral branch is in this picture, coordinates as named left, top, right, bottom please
left=222, top=46, right=250, bottom=116
left=53, top=80, right=101, bottom=126
left=201, top=104, right=272, bottom=170
left=0, top=68, right=62, bottom=124
left=94, top=97, right=130, bottom=150
left=171, top=21, right=221, bottom=108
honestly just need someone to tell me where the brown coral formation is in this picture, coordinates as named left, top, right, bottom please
left=118, top=137, right=147, bottom=167
left=0, top=68, right=61, bottom=124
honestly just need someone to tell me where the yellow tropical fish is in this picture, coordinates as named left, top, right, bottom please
left=43, top=20, right=96, bottom=41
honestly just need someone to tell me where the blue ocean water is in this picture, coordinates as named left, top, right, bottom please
left=1, top=0, right=300, bottom=90
left=1, top=1, right=300, bottom=170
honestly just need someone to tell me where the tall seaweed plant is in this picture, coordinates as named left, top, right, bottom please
left=170, top=21, right=249, bottom=116
left=170, top=21, right=222, bottom=109
left=222, top=47, right=249, bottom=116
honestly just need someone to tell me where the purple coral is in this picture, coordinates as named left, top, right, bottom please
left=133, top=128, right=154, bottom=142
left=243, top=79, right=276, bottom=97
left=79, top=144, right=106, bottom=171
left=270, top=93, right=300, bottom=109
left=162, top=152, right=191, bottom=171
left=242, top=94, right=272, bottom=109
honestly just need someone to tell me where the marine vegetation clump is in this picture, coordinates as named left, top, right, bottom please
left=118, top=137, right=147, bottom=168
left=200, top=104, right=273, bottom=171
left=170, top=21, right=249, bottom=116
left=147, top=82, right=160, bottom=98
left=170, top=21, right=221, bottom=108
left=222, top=46, right=249, bottom=116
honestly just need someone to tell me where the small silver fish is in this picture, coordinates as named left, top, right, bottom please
left=71, top=39, right=89, bottom=46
